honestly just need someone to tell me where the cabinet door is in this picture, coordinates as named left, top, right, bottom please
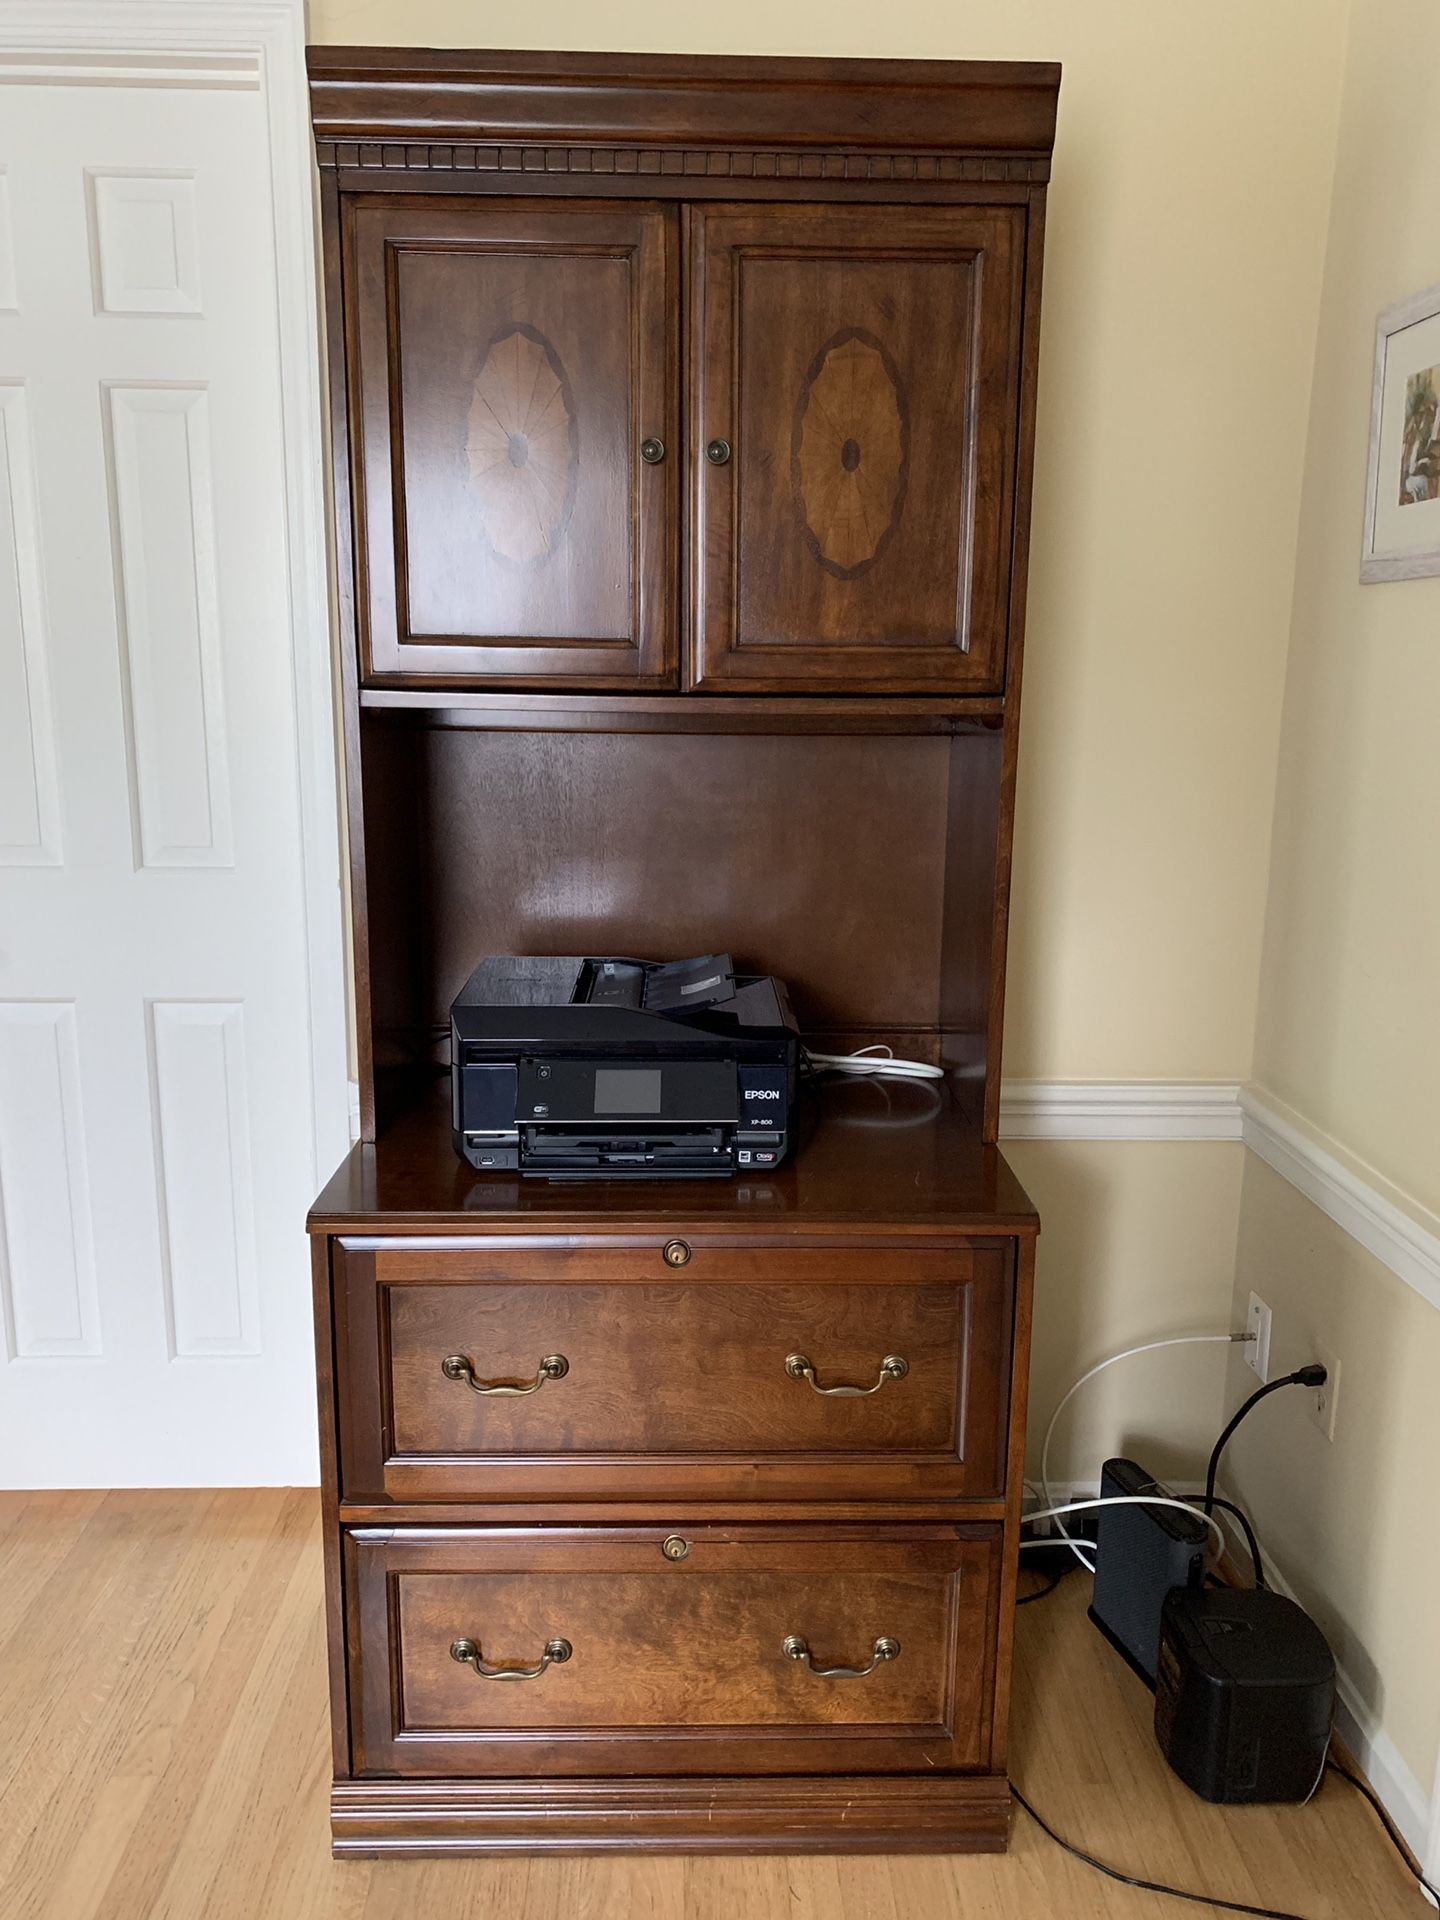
left=690, top=204, right=1024, bottom=694
left=347, top=199, right=676, bottom=688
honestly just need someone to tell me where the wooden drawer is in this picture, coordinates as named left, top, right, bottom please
left=346, top=1523, right=1001, bottom=1777
left=334, top=1237, right=1015, bottom=1504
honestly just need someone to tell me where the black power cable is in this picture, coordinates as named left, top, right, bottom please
left=1204, top=1366, right=1328, bottom=1516
left=1326, top=1756, right=1440, bottom=1908
left=1014, top=1758, right=1439, bottom=1918
left=1204, top=1493, right=1266, bottom=1587
left=1124, top=1468, right=1268, bottom=1588
left=1011, top=1784, right=1318, bottom=1919
left=1017, top=1563, right=1073, bottom=1606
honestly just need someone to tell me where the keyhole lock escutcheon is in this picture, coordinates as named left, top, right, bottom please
left=663, top=1239, right=692, bottom=1268
left=662, top=1535, right=690, bottom=1561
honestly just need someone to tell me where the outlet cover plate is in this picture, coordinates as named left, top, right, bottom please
left=1310, top=1339, right=1340, bottom=1440
left=1246, top=1293, right=1272, bottom=1382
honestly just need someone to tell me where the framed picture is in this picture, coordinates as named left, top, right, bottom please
left=1361, top=281, right=1440, bottom=581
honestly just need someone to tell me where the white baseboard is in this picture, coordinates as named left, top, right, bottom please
left=1253, top=1544, right=1435, bottom=1878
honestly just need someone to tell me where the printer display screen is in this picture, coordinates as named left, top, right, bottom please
left=593, top=1068, right=662, bottom=1115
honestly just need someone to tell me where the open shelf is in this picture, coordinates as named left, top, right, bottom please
left=352, top=714, right=1009, bottom=1139
left=311, top=1075, right=1038, bottom=1233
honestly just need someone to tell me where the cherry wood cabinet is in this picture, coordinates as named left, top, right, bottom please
left=318, top=60, right=1051, bottom=701
left=311, top=1096, right=1039, bottom=1850
left=347, top=199, right=676, bottom=687
left=344, top=190, right=1027, bottom=696
left=308, top=46, right=1057, bottom=1857
left=690, top=203, right=1024, bottom=692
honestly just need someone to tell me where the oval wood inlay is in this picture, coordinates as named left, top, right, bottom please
left=467, top=323, right=579, bottom=565
left=792, top=328, right=909, bottom=578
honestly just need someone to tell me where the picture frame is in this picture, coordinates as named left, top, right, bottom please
left=1360, top=280, right=1440, bottom=582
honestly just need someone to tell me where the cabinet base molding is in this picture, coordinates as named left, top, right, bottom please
left=330, top=1772, right=1013, bottom=1856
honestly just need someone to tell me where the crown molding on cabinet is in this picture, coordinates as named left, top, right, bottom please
left=305, top=47, right=1060, bottom=177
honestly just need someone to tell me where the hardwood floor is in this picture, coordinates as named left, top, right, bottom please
left=0, top=1490, right=1426, bottom=1918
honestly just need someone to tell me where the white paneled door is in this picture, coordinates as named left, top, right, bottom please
left=0, top=4, right=347, bottom=1483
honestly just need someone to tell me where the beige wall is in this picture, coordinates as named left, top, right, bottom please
left=1223, top=0, right=1440, bottom=1807
left=1250, top=0, right=1440, bottom=1214
left=1007, top=1141, right=1244, bottom=1485
left=309, top=0, right=1347, bottom=1084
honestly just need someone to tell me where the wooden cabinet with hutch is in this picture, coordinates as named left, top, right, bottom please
left=307, top=47, right=1059, bottom=1855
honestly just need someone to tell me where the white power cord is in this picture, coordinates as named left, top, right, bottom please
left=805, top=1045, right=946, bottom=1081
left=1040, top=1332, right=1246, bottom=1572
left=1020, top=1495, right=1228, bottom=1560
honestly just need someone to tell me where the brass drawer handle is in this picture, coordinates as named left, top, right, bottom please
left=785, top=1352, right=908, bottom=1396
left=782, top=1634, right=900, bottom=1678
left=450, top=1636, right=571, bottom=1681
left=441, top=1352, right=569, bottom=1396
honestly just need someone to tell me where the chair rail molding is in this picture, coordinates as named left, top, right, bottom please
left=999, top=1079, right=1440, bottom=1323
left=0, top=0, right=349, bottom=1190
left=1238, top=1087, right=1440, bottom=1319
left=999, top=1080, right=1245, bottom=1141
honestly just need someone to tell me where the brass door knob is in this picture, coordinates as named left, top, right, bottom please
left=663, top=1239, right=692, bottom=1268
left=640, top=436, right=666, bottom=464
left=705, top=437, right=731, bottom=465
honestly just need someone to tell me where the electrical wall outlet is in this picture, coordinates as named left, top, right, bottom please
left=1245, top=1292, right=1272, bottom=1381
left=1309, top=1340, right=1340, bottom=1440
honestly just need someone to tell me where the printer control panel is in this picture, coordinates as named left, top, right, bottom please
left=456, top=1052, right=792, bottom=1177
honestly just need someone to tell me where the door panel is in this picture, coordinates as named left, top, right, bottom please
left=348, top=1524, right=1001, bottom=1776
left=0, top=65, right=345, bottom=1483
left=348, top=199, right=677, bottom=687
left=690, top=203, right=1024, bottom=693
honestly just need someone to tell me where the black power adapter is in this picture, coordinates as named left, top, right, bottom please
left=1155, top=1585, right=1336, bottom=1803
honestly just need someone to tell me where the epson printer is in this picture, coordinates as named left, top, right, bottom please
left=450, top=954, right=800, bottom=1177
